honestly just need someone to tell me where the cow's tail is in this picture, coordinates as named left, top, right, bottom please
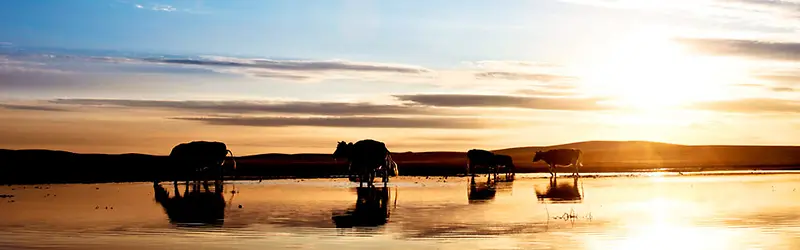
left=227, top=150, right=237, bottom=170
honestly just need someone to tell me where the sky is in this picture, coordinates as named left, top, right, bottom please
left=1, top=0, right=799, bottom=155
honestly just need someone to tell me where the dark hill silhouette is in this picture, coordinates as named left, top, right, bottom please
left=494, top=141, right=800, bottom=170
left=2, top=141, right=800, bottom=184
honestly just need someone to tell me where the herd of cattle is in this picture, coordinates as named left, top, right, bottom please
left=168, top=139, right=584, bottom=187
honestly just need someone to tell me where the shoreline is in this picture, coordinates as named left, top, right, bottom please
left=4, top=168, right=799, bottom=185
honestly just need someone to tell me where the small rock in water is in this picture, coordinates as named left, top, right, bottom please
left=95, top=206, right=100, bottom=209
left=238, top=204, right=243, bottom=208
left=95, top=187, right=100, bottom=190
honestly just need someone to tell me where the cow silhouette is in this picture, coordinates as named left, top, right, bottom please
left=169, top=141, right=236, bottom=182
left=333, top=139, right=397, bottom=187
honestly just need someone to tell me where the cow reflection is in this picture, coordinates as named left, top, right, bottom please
left=332, top=187, right=393, bottom=228
left=535, top=176, right=582, bottom=203
left=153, top=181, right=228, bottom=226
left=468, top=178, right=496, bottom=203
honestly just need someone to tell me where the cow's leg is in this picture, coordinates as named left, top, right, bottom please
left=549, top=164, right=555, bottom=177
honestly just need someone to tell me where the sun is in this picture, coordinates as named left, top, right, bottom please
left=576, top=30, right=736, bottom=110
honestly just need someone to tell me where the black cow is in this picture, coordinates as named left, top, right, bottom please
left=333, top=139, right=397, bottom=187
left=493, top=154, right=516, bottom=181
left=533, top=148, right=583, bottom=177
left=169, top=141, right=236, bottom=182
left=466, top=149, right=496, bottom=182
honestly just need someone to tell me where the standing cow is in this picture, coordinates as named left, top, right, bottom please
left=169, top=141, right=236, bottom=182
left=493, top=154, right=516, bottom=181
left=333, top=139, right=397, bottom=187
left=467, top=149, right=498, bottom=183
left=532, top=149, right=583, bottom=177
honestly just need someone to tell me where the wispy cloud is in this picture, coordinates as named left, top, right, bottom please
left=474, top=72, right=576, bottom=82
left=138, top=56, right=435, bottom=82
left=692, top=98, right=800, bottom=113
left=0, top=104, right=69, bottom=112
left=771, top=86, right=796, bottom=92
left=395, top=94, right=611, bottom=111
left=151, top=4, right=176, bottom=12
left=127, top=2, right=200, bottom=13
left=559, top=0, right=800, bottom=32
left=50, top=98, right=445, bottom=116
left=174, top=116, right=494, bottom=129
left=678, top=38, right=800, bottom=61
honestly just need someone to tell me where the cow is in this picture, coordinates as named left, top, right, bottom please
left=467, top=149, right=496, bottom=183
left=333, top=139, right=397, bottom=187
left=493, top=154, right=516, bottom=181
left=533, top=148, right=583, bottom=177
left=169, top=141, right=236, bottom=182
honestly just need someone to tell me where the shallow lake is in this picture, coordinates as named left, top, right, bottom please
left=2, top=172, right=800, bottom=250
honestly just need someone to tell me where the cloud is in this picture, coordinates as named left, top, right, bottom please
left=138, top=56, right=434, bottom=82
left=148, top=57, right=431, bottom=74
left=474, top=72, right=577, bottom=82
left=0, top=104, right=69, bottom=112
left=174, top=116, right=492, bottom=129
left=692, top=98, right=800, bottom=113
left=135, top=4, right=143, bottom=9
left=771, top=87, right=795, bottom=92
left=151, top=4, right=176, bottom=12
left=395, top=94, right=610, bottom=111
left=558, top=0, right=800, bottom=32
left=0, top=49, right=436, bottom=82
left=50, top=98, right=444, bottom=116
left=677, top=38, right=800, bottom=61
left=756, top=74, right=800, bottom=84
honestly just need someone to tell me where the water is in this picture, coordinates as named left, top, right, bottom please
left=2, top=172, right=800, bottom=249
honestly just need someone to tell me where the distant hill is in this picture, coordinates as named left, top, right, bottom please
left=493, top=141, right=800, bottom=169
left=2, top=141, right=799, bottom=184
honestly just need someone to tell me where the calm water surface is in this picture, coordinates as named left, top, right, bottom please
left=2, top=172, right=800, bottom=249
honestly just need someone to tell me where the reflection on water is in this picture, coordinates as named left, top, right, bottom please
left=2, top=173, right=800, bottom=249
left=535, top=176, right=582, bottom=203
left=332, top=187, right=394, bottom=228
left=153, top=181, right=230, bottom=226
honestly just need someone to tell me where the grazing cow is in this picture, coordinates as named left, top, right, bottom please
left=333, top=139, right=396, bottom=187
left=169, top=141, right=236, bottom=182
left=533, top=149, right=583, bottom=177
left=467, top=149, right=496, bottom=182
left=493, top=154, right=516, bottom=181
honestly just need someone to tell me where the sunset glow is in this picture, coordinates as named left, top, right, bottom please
left=0, top=0, right=798, bottom=155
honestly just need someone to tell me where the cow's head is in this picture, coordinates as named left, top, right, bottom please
left=532, top=151, right=543, bottom=162
left=333, top=141, right=352, bottom=160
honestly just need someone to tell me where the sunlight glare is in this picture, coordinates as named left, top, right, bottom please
left=578, top=29, right=736, bottom=110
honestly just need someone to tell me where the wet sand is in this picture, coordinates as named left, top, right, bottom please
left=2, top=172, right=800, bottom=249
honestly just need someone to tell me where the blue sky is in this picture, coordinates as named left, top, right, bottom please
left=0, top=0, right=799, bottom=154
